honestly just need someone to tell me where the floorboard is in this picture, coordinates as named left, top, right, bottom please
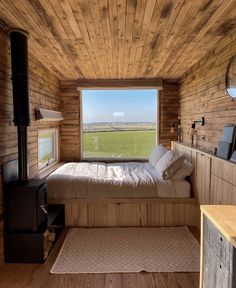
left=0, top=227, right=200, bottom=288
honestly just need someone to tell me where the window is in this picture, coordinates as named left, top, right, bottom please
left=38, top=128, right=58, bottom=170
left=82, top=89, right=158, bottom=159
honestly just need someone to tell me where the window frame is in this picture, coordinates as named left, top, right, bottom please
left=38, top=128, right=59, bottom=171
left=80, top=89, right=159, bottom=161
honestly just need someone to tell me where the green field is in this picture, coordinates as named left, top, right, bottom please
left=83, top=130, right=156, bottom=158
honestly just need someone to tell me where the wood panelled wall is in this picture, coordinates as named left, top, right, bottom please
left=179, top=31, right=236, bottom=150
left=0, top=31, right=61, bottom=262
left=159, top=81, right=179, bottom=149
left=60, top=81, right=81, bottom=161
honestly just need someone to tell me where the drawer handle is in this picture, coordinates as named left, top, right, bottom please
left=220, top=237, right=223, bottom=242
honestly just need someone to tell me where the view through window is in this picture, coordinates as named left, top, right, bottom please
left=38, top=129, right=58, bottom=169
left=82, top=89, right=157, bottom=159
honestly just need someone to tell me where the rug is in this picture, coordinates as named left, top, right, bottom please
left=51, top=227, right=200, bottom=274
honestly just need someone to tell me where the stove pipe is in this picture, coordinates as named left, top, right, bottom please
left=10, top=30, right=30, bottom=182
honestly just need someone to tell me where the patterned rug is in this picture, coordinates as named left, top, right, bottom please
left=51, top=227, right=200, bottom=274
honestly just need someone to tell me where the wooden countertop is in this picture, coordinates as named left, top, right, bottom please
left=201, top=205, right=236, bottom=248
left=172, top=141, right=236, bottom=167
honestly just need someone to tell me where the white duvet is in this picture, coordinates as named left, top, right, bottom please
left=47, top=162, right=190, bottom=199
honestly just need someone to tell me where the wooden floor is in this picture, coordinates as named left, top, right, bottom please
left=0, top=228, right=200, bottom=288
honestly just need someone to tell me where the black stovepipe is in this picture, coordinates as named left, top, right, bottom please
left=17, top=126, right=28, bottom=182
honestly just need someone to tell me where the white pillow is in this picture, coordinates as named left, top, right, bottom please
left=156, top=150, right=184, bottom=180
left=149, top=145, right=167, bottom=167
left=171, top=159, right=193, bottom=181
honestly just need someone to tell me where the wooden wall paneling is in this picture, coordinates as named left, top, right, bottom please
left=179, top=29, right=236, bottom=150
left=0, top=30, right=61, bottom=263
left=60, top=83, right=81, bottom=161
left=159, top=81, right=179, bottom=148
left=73, top=79, right=163, bottom=90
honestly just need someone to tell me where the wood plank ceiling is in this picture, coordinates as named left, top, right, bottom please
left=0, top=0, right=236, bottom=80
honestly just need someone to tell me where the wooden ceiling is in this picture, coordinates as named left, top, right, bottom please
left=0, top=0, right=236, bottom=80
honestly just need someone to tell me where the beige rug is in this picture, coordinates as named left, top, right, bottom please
left=51, top=227, right=200, bottom=274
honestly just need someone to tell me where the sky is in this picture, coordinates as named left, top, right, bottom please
left=82, top=89, right=157, bottom=123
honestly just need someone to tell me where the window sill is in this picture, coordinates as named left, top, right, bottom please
left=39, top=161, right=65, bottom=179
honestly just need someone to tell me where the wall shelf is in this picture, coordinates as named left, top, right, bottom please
left=35, top=108, right=64, bottom=121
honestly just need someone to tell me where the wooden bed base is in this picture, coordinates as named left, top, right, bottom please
left=48, top=197, right=197, bottom=227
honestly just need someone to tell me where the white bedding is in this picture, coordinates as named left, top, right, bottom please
left=47, top=162, right=191, bottom=199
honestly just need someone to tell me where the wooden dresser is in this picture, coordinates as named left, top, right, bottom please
left=200, top=205, right=236, bottom=288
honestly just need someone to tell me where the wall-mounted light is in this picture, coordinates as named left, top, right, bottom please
left=189, top=117, right=205, bottom=147
left=191, top=117, right=205, bottom=128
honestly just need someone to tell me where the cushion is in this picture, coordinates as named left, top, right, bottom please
left=156, top=150, right=184, bottom=180
left=171, top=159, right=193, bottom=181
left=148, top=145, right=167, bottom=167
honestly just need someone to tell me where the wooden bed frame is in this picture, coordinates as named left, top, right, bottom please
left=3, top=151, right=197, bottom=229
left=47, top=144, right=197, bottom=228
left=48, top=197, right=197, bottom=227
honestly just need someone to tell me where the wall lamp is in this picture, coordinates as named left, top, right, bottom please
left=191, top=117, right=205, bottom=129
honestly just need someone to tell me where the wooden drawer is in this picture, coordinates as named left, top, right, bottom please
left=211, top=158, right=236, bottom=186
left=204, top=216, right=233, bottom=270
left=210, top=175, right=236, bottom=205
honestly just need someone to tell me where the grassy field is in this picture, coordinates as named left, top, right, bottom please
left=83, top=130, right=156, bottom=158
left=38, top=133, right=53, bottom=166
left=84, top=122, right=156, bottom=132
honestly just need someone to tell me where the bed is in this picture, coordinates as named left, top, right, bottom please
left=47, top=162, right=191, bottom=199
left=47, top=160, right=197, bottom=228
